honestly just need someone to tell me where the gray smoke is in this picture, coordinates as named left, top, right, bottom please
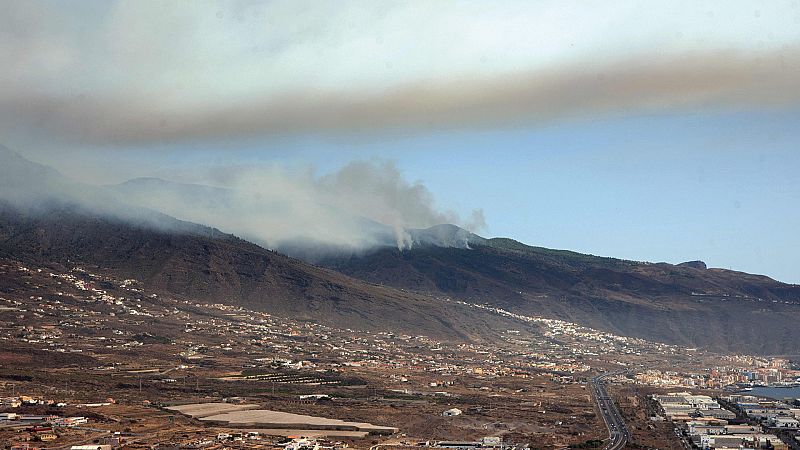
left=2, top=48, right=800, bottom=146
left=104, top=159, right=487, bottom=253
left=0, top=145, right=487, bottom=254
left=3, top=1, right=800, bottom=146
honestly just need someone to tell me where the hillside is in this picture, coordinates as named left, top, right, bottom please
left=0, top=146, right=513, bottom=342
left=319, top=237, right=800, bottom=354
left=0, top=201, right=519, bottom=342
left=3, top=145, right=799, bottom=354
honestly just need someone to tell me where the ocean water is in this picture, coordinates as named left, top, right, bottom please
left=743, top=386, right=800, bottom=401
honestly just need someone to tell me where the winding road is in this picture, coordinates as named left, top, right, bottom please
left=591, top=372, right=630, bottom=450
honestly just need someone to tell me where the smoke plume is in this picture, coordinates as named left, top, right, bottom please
left=107, top=160, right=487, bottom=254
left=3, top=48, right=800, bottom=146
left=0, top=145, right=487, bottom=255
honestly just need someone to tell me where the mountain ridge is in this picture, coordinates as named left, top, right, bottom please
left=318, top=238, right=800, bottom=354
left=2, top=145, right=799, bottom=354
left=0, top=146, right=513, bottom=341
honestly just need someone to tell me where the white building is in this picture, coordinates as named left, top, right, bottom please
left=770, top=416, right=800, bottom=428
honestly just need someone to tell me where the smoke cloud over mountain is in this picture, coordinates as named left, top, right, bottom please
left=0, top=145, right=485, bottom=255
left=115, top=160, right=487, bottom=252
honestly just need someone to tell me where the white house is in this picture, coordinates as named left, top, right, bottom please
left=442, top=408, right=462, bottom=417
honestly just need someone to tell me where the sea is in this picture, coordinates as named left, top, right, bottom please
left=741, top=386, right=800, bottom=401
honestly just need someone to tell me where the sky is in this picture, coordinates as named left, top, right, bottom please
left=2, top=1, right=800, bottom=282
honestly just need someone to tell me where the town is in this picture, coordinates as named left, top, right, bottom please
left=1, top=258, right=798, bottom=449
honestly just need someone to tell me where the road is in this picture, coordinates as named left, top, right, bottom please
left=591, top=372, right=630, bottom=450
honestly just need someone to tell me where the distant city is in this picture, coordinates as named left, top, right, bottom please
left=1, top=260, right=799, bottom=448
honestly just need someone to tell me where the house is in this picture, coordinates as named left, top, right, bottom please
left=442, top=408, right=462, bottom=417
left=62, top=416, right=88, bottom=426
left=299, top=394, right=331, bottom=401
left=481, top=436, right=502, bottom=447
left=770, top=416, right=800, bottom=428
left=435, top=441, right=481, bottom=449
left=37, top=433, right=57, bottom=442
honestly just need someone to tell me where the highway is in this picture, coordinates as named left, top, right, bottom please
left=591, top=372, right=630, bottom=450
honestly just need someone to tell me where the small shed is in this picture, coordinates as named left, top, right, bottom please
left=442, top=408, right=463, bottom=417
